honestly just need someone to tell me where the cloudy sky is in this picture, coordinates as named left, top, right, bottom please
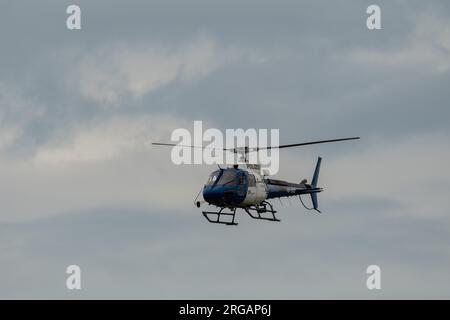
left=1, top=0, right=450, bottom=299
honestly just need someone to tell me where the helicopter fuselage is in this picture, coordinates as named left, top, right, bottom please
left=202, top=166, right=321, bottom=209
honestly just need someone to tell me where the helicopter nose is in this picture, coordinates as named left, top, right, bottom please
left=203, top=186, right=236, bottom=204
left=203, top=187, right=223, bottom=203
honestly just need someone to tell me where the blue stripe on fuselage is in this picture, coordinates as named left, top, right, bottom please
left=265, top=182, right=314, bottom=199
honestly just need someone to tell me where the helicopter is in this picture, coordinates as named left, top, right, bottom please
left=152, top=137, right=359, bottom=225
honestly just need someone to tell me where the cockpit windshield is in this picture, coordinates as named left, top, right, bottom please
left=217, top=170, right=238, bottom=186
left=206, top=170, right=239, bottom=186
left=206, top=170, right=220, bottom=186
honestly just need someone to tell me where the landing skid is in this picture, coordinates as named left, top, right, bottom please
left=202, top=201, right=280, bottom=225
left=244, top=201, right=280, bottom=222
left=202, top=207, right=238, bottom=226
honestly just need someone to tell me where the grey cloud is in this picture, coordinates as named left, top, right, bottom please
left=1, top=203, right=449, bottom=299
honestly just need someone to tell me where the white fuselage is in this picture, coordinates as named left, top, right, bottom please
left=241, top=166, right=267, bottom=206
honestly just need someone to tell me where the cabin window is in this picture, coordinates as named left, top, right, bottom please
left=239, top=174, right=247, bottom=185
left=248, top=174, right=256, bottom=187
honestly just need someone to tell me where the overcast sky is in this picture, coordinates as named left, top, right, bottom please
left=1, top=0, right=450, bottom=299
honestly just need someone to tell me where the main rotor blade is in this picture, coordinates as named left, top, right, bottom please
left=152, top=137, right=360, bottom=152
left=255, top=137, right=360, bottom=150
left=151, top=142, right=227, bottom=150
